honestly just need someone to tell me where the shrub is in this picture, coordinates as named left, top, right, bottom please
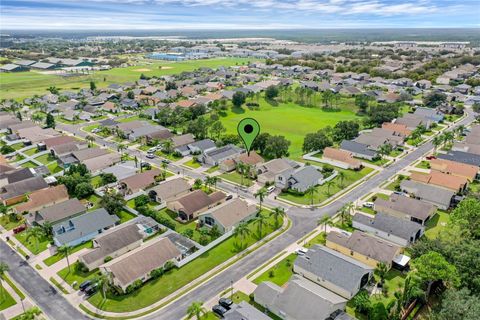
left=104, top=256, right=113, bottom=263
left=181, top=229, right=194, bottom=239
left=150, top=267, right=164, bottom=279
left=199, top=235, right=210, bottom=245
left=155, top=215, right=176, bottom=231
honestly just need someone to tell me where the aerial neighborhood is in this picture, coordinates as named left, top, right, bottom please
left=1, top=31, right=480, bottom=320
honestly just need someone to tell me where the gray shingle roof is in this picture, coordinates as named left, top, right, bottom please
left=295, top=245, right=373, bottom=295
left=400, top=180, right=454, bottom=207
left=53, top=208, right=119, bottom=246
left=205, top=144, right=243, bottom=161
left=437, top=151, right=480, bottom=167
left=353, top=212, right=423, bottom=241
left=340, top=140, right=377, bottom=157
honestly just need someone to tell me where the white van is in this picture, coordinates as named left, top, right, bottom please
left=266, top=185, right=275, bottom=194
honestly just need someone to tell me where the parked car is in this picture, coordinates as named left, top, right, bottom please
left=426, top=155, right=436, bottom=160
left=13, top=225, right=26, bottom=234
left=218, top=298, right=233, bottom=310
left=266, top=185, right=275, bottom=193
left=295, top=248, right=308, bottom=256
left=161, top=159, right=171, bottom=164
left=92, top=128, right=101, bottom=133
left=148, top=147, right=157, bottom=153
left=363, top=202, right=374, bottom=208
left=146, top=153, right=155, bottom=159
left=212, top=305, right=227, bottom=317
left=79, top=280, right=92, bottom=291
left=140, top=161, right=151, bottom=169
left=84, top=283, right=98, bottom=296
left=226, top=194, right=233, bottom=201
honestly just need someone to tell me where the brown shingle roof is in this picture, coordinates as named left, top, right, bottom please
left=107, top=237, right=180, bottom=288
left=147, top=178, right=191, bottom=202
left=323, top=147, right=362, bottom=167
left=374, top=194, right=436, bottom=221
left=43, top=136, right=78, bottom=148
left=15, top=185, right=69, bottom=213
left=410, top=171, right=468, bottom=191
left=236, top=152, right=264, bottom=166
left=203, top=198, right=257, bottom=229
left=430, top=158, right=478, bottom=181
left=171, top=190, right=225, bottom=217
left=327, top=230, right=400, bottom=263
left=119, top=169, right=161, bottom=193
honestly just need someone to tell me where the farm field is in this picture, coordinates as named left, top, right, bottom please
left=0, top=57, right=253, bottom=100
left=219, top=97, right=361, bottom=159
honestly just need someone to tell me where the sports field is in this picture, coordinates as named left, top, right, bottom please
left=220, top=98, right=361, bottom=159
left=0, top=57, right=252, bottom=100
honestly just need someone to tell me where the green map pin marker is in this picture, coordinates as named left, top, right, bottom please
left=237, top=118, right=260, bottom=156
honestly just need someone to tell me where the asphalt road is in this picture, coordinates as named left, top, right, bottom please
left=0, top=241, right=91, bottom=320
left=13, top=109, right=470, bottom=320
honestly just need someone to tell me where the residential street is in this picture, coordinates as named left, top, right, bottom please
left=5, top=108, right=473, bottom=320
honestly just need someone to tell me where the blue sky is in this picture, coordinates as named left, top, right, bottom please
left=1, top=0, right=479, bottom=30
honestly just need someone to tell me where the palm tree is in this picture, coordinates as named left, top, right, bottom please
left=85, top=135, right=95, bottom=147
left=31, top=113, right=43, bottom=123
left=325, top=180, right=335, bottom=197
left=378, top=143, right=392, bottom=160
left=375, top=261, right=388, bottom=285
left=442, top=131, right=454, bottom=149
left=210, top=176, right=219, bottom=190
left=205, top=176, right=214, bottom=192
left=270, top=207, right=286, bottom=229
left=318, top=214, right=332, bottom=234
left=41, top=221, right=53, bottom=240
left=193, top=178, right=203, bottom=190
left=57, top=245, right=72, bottom=272
left=233, top=222, right=251, bottom=246
left=345, top=201, right=355, bottom=216
left=253, top=212, right=268, bottom=238
left=187, top=301, right=207, bottom=319
left=117, top=144, right=126, bottom=157
left=162, top=140, right=174, bottom=154
left=0, top=262, right=9, bottom=303
left=161, top=161, right=168, bottom=180
left=254, top=187, right=267, bottom=211
left=432, top=135, right=442, bottom=152
left=94, top=273, right=111, bottom=301
left=306, top=185, right=317, bottom=206
left=236, top=162, right=246, bottom=186
left=26, top=226, right=45, bottom=253
left=337, top=171, right=347, bottom=188
left=455, top=124, right=465, bottom=139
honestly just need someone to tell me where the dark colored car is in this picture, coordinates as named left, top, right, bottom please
left=13, top=225, right=26, bottom=234
left=84, top=283, right=98, bottom=296
left=226, top=195, right=233, bottom=201
left=212, top=305, right=227, bottom=317
left=79, top=280, right=92, bottom=291
left=426, top=155, right=436, bottom=160
left=162, top=159, right=171, bottom=164
left=218, top=298, right=233, bottom=310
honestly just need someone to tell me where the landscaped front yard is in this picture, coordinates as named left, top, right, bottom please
left=14, top=231, right=50, bottom=255
left=34, top=153, right=57, bottom=165
left=253, top=253, right=297, bottom=286
left=219, top=171, right=254, bottom=187
left=43, top=241, right=93, bottom=266
left=183, top=158, right=201, bottom=169
left=57, top=262, right=100, bottom=290
left=47, top=162, right=63, bottom=174
left=86, top=212, right=282, bottom=312
left=23, top=148, right=39, bottom=156
left=0, top=214, right=25, bottom=230
left=0, top=284, right=16, bottom=311
left=279, top=167, right=374, bottom=205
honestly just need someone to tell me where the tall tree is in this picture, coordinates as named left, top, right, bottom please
left=233, top=222, right=251, bottom=246
left=45, top=112, right=55, bottom=129
left=318, top=214, right=332, bottom=234
left=254, top=188, right=267, bottom=211
left=186, top=301, right=207, bottom=320
left=26, top=226, right=45, bottom=253
left=57, top=245, right=72, bottom=272
left=270, top=207, right=286, bottom=229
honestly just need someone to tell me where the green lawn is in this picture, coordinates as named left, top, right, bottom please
left=416, top=160, right=430, bottom=169
left=10, top=143, right=24, bottom=151
left=126, top=197, right=158, bottom=209
left=279, top=167, right=374, bottom=205
left=219, top=171, right=253, bottom=187
left=90, top=176, right=103, bottom=188
left=0, top=215, right=25, bottom=231
left=253, top=253, right=297, bottom=286
left=34, top=153, right=57, bottom=165
left=0, top=285, right=17, bottom=311
left=0, top=58, right=253, bottom=100
left=47, top=162, right=63, bottom=174
left=14, top=231, right=50, bottom=255
left=155, top=208, right=212, bottom=244
left=43, top=241, right=93, bottom=266
left=425, top=210, right=449, bottom=239
left=117, top=210, right=137, bottom=224
left=83, top=124, right=100, bottom=133
left=356, top=156, right=389, bottom=167
left=23, top=148, right=39, bottom=156
left=183, top=159, right=201, bottom=169
left=205, top=165, right=219, bottom=174
left=87, top=211, right=281, bottom=312
left=219, top=97, right=361, bottom=159
left=57, top=262, right=101, bottom=290
left=20, top=161, right=38, bottom=169
left=304, top=232, right=327, bottom=248
left=384, top=175, right=408, bottom=191
left=367, top=193, right=389, bottom=202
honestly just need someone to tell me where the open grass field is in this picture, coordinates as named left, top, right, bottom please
left=219, top=98, right=361, bottom=159
left=0, top=58, right=253, bottom=100
left=87, top=211, right=281, bottom=312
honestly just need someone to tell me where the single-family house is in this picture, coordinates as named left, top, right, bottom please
left=219, top=151, right=264, bottom=173
left=294, top=245, right=374, bottom=299
left=374, top=194, right=436, bottom=225
left=118, top=169, right=162, bottom=195
left=326, top=230, right=402, bottom=269
left=167, top=190, right=226, bottom=221
left=256, top=158, right=300, bottom=185
left=101, top=237, right=181, bottom=292
left=254, top=275, right=347, bottom=320
left=276, top=165, right=324, bottom=193
left=437, top=151, right=480, bottom=168
left=429, top=158, right=478, bottom=181
left=201, top=144, right=243, bottom=166
left=147, top=178, right=191, bottom=204
left=26, top=198, right=86, bottom=226
left=198, top=198, right=257, bottom=234
left=352, top=212, right=424, bottom=247
left=381, top=123, right=412, bottom=137
left=410, top=171, right=468, bottom=193
left=0, top=176, right=49, bottom=206
left=14, top=185, right=69, bottom=214
left=52, top=208, right=119, bottom=247
left=414, top=107, right=444, bottom=123
left=223, top=301, right=271, bottom=320
left=322, top=147, right=362, bottom=170
left=339, top=140, right=378, bottom=161
left=399, top=180, right=455, bottom=210
left=79, top=216, right=159, bottom=270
